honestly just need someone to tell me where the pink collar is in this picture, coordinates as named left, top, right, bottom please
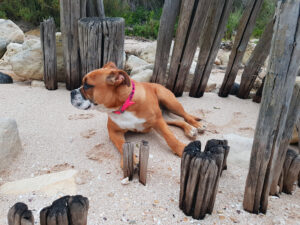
left=113, top=81, right=135, bottom=114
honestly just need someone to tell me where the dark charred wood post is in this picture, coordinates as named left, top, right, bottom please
left=151, top=0, right=181, bottom=85
left=252, top=77, right=265, bottom=103
left=270, top=83, right=300, bottom=195
left=40, top=18, right=57, bottom=90
left=243, top=0, right=300, bottom=214
left=139, top=140, right=149, bottom=185
left=180, top=140, right=229, bottom=220
left=87, top=0, right=105, bottom=18
left=219, top=0, right=264, bottom=97
left=189, top=0, right=234, bottom=98
left=60, top=0, right=87, bottom=90
left=166, top=0, right=212, bottom=97
left=40, top=195, right=89, bottom=225
left=8, top=203, right=34, bottom=225
left=123, top=142, right=134, bottom=180
left=78, top=17, right=125, bottom=78
left=237, top=18, right=275, bottom=99
left=281, top=149, right=300, bottom=194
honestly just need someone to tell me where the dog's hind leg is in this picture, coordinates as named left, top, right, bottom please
left=155, top=85, right=204, bottom=133
left=154, top=118, right=186, bottom=157
left=166, top=120, right=197, bottom=139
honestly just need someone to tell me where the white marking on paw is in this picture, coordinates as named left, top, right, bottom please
left=189, top=127, right=197, bottom=137
left=109, top=111, right=146, bottom=132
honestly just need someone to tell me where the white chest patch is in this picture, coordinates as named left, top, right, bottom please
left=109, top=111, right=146, bottom=132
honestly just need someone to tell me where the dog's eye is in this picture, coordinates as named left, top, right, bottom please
left=83, top=83, right=94, bottom=90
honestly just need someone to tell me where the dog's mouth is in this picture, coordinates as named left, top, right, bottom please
left=70, top=88, right=94, bottom=110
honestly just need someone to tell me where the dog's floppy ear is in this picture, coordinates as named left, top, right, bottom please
left=103, top=62, right=118, bottom=69
left=106, top=70, right=131, bottom=87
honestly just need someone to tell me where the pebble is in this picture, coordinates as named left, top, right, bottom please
left=121, top=177, right=130, bottom=185
left=219, top=215, right=226, bottom=220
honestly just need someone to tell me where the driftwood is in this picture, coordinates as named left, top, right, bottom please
left=281, top=149, right=300, bottom=194
left=123, top=141, right=150, bottom=185
left=8, top=203, right=34, bottom=225
left=167, top=0, right=212, bottom=97
left=123, top=142, right=135, bottom=180
left=219, top=0, right=264, bottom=97
left=78, top=17, right=125, bottom=78
left=270, top=83, right=300, bottom=195
left=237, top=18, right=275, bottom=99
left=40, top=18, right=57, bottom=90
left=139, top=140, right=149, bottom=185
left=151, top=0, right=181, bottom=85
left=189, top=0, right=234, bottom=98
left=86, top=0, right=105, bottom=18
left=40, top=195, right=89, bottom=225
left=60, top=0, right=87, bottom=90
left=180, top=140, right=229, bottom=219
left=243, top=0, right=300, bottom=214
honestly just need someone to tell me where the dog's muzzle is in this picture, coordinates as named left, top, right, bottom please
left=70, top=89, right=92, bottom=110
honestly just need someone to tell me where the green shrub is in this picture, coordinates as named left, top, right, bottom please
left=0, top=0, right=60, bottom=26
left=225, top=8, right=243, bottom=40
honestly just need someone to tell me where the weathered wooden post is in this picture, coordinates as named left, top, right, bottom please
left=219, top=0, right=264, bottom=97
left=243, top=0, right=300, bottom=214
left=87, top=0, right=105, bottom=18
left=139, top=140, right=149, bottom=185
left=189, top=0, right=234, bottom=98
left=166, top=0, right=212, bottom=97
left=237, top=18, right=275, bottom=99
left=40, top=18, right=57, bottom=90
left=60, top=0, right=87, bottom=90
left=123, top=142, right=134, bottom=180
left=270, top=82, right=300, bottom=195
left=8, top=203, right=34, bottom=225
left=151, top=0, right=181, bottom=85
left=78, top=17, right=125, bottom=77
left=40, top=195, right=89, bottom=225
left=180, top=140, right=229, bottom=220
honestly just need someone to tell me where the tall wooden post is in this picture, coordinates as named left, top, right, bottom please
left=87, top=0, right=105, bottom=18
left=243, top=0, right=300, bottom=214
left=40, top=18, right=57, bottom=90
left=237, top=18, right=275, bottom=99
left=151, top=0, right=181, bottom=85
left=269, top=82, right=300, bottom=195
left=60, top=0, right=87, bottom=90
left=78, top=17, right=125, bottom=78
left=166, top=0, right=212, bottom=97
left=189, top=0, right=233, bottom=98
left=219, top=0, right=264, bottom=97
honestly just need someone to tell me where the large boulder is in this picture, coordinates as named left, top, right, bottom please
left=131, top=69, right=153, bottom=82
left=217, top=49, right=231, bottom=66
left=0, top=38, right=7, bottom=59
left=0, top=19, right=25, bottom=45
left=139, top=41, right=157, bottom=64
left=9, top=39, right=44, bottom=80
left=125, top=55, right=150, bottom=71
left=0, top=118, right=22, bottom=172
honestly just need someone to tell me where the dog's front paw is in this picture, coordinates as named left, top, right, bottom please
left=40, top=195, right=89, bottom=225
left=185, top=126, right=198, bottom=139
left=8, top=203, right=34, bottom=225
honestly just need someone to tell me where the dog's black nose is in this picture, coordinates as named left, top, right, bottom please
left=71, top=90, right=77, bottom=99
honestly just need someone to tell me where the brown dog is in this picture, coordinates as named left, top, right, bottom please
left=71, top=62, right=203, bottom=164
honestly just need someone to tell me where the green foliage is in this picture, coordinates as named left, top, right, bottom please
left=225, top=8, right=243, bottom=40
left=0, top=0, right=60, bottom=26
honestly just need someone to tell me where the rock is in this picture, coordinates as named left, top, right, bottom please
left=9, top=39, right=43, bottom=80
left=0, top=170, right=78, bottom=196
left=131, top=64, right=154, bottom=76
left=126, top=55, right=150, bottom=71
left=0, top=19, right=25, bottom=45
left=131, top=69, right=153, bottom=82
left=214, top=57, right=222, bottom=65
left=205, top=83, right=217, bottom=92
left=0, top=118, right=22, bottom=172
left=0, top=72, right=13, bottom=84
left=217, top=49, right=231, bottom=65
left=0, top=38, right=7, bottom=59
left=140, top=41, right=157, bottom=64
left=121, top=177, right=130, bottom=185
left=124, top=39, right=155, bottom=56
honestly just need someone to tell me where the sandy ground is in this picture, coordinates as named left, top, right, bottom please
left=0, top=82, right=299, bottom=225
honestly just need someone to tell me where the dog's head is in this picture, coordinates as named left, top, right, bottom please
left=70, top=62, right=130, bottom=111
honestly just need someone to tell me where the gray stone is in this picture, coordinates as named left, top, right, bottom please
left=0, top=19, right=24, bottom=44
left=131, top=64, right=154, bottom=76
left=125, top=55, right=150, bottom=71
left=0, top=118, right=22, bottom=172
left=131, top=69, right=153, bottom=82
